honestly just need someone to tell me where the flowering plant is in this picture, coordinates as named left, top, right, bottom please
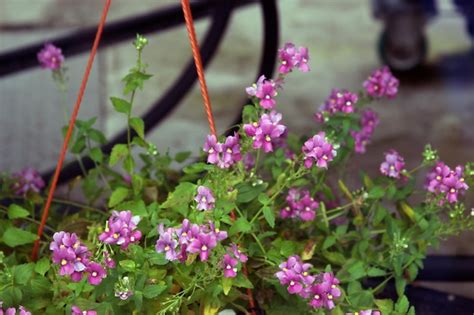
left=0, top=37, right=472, bottom=315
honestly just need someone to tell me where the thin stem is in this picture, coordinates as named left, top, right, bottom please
left=52, top=198, right=106, bottom=216
left=86, top=138, right=111, bottom=191
left=251, top=232, right=267, bottom=256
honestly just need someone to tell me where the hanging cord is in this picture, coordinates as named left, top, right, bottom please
left=181, top=0, right=217, bottom=137
left=31, top=0, right=112, bottom=261
left=181, top=1, right=256, bottom=313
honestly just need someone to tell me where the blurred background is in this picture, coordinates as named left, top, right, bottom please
left=1, top=0, right=473, bottom=307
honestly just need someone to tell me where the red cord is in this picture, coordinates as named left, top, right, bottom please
left=181, top=1, right=256, bottom=313
left=181, top=0, right=217, bottom=137
left=31, top=0, right=112, bottom=261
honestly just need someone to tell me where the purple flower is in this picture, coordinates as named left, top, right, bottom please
left=244, top=111, right=287, bottom=153
left=155, top=230, right=178, bottom=261
left=230, top=244, right=248, bottom=263
left=302, top=132, right=337, bottom=169
left=363, top=66, right=399, bottom=98
left=299, top=193, right=318, bottom=221
left=188, top=233, right=217, bottom=261
left=278, top=43, right=310, bottom=74
left=243, top=153, right=255, bottom=170
left=37, top=43, right=64, bottom=70
left=194, top=186, right=215, bottom=211
left=320, top=272, right=341, bottom=299
left=380, top=150, right=405, bottom=179
left=98, top=211, right=142, bottom=249
left=245, top=75, right=266, bottom=96
left=203, top=134, right=242, bottom=169
left=87, top=262, right=106, bottom=286
left=11, top=167, right=45, bottom=195
left=72, top=306, right=97, bottom=315
left=50, top=232, right=91, bottom=276
left=203, top=135, right=221, bottom=165
left=347, top=311, right=381, bottom=315
left=103, top=251, right=116, bottom=269
left=361, top=109, right=380, bottom=134
left=425, top=162, right=469, bottom=204
left=0, top=305, right=31, bottom=315
left=315, top=89, right=358, bottom=118
left=209, top=221, right=228, bottom=241
left=222, top=254, right=238, bottom=278
left=256, top=80, right=278, bottom=109
left=222, top=133, right=242, bottom=167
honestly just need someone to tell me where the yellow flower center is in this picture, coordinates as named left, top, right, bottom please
left=164, top=245, right=170, bottom=251
left=113, top=233, right=119, bottom=239
left=61, top=259, right=67, bottom=266
left=201, top=245, right=208, bottom=251
left=265, top=135, right=271, bottom=142
left=92, top=272, right=97, bottom=277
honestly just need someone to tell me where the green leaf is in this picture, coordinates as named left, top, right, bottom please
left=8, top=204, right=30, bottom=219
left=229, top=217, right=252, bottom=236
left=395, top=295, right=409, bottom=314
left=395, top=277, right=407, bottom=298
left=161, top=182, right=196, bottom=216
left=30, top=277, right=52, bottom=296
left=2, top=227, right=37, bottom=247
left=119, top=259, right=136, bottom=272
left=183, top=162, right=214, bottom=174
left=367, top=267, right=387, bottom=277
left=130, top=117, right=145, bottom=139
left=89, top=147, right=103, bottom=163
left=109, top=144, right=129, bottom=166
left=373, top=205, right=387, bottom=225
left=143, top=284, right=167, bottom=299
left=131, top=174, right=144, bottom=195
left=374, top=299, right=394, bottom=314
left=368, top=186, right=385, bottom=199
left=262, top=206, right=275, bottom=228
left=322, top=236, right=336, bottom=250
left=115, top=199, right=148, bottom=217
left=108, top=187, right=130, bottom=208
left=222, top=277, right=233, bottom=295
left=233, top=273, right=253, bottom=289
left=236, top=183, right=266, bottom=203
left=70, top=136, right=86, bottom=154
left=110, top=97, right=131, bottom=113
left=34, top=257, right=51, bottom=276
left=258, top=193, right=271, bottom=205
left=89, top=129, right=107, bottom=144
left=124, top=154, right=135, bottom=174
left=175, top=151, right=191, bottom=163
left=13, top=263, right=34, bottom=285
left=123, top=70, right=152, bottom=95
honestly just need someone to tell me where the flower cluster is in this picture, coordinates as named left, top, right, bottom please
left=277, top=42, right=310, bottom=74
left=302, top=131, right=337, bottom=169
left=156, top=219, right=227, bottom=262
left=11, top=167, right=45, bottom=195
left=203, top=133, right=242, bottom=168
left=99, top=211, right=142, bottom=249
left=346, top=311, right=381, bottom=315
left=221, top=244, right=248, bottom=278
left=351, top=109, right=379, bottom=154
left=363, top=66, right=399, bottom=99
left=246, top=75, right=279, bottom=109
left=315, top=89, right=359, bottom=121
left=72, top=306, right=97, bottom=315
left=275, top=255, right=341, bottom=310
left=380, top=150, right=405, bottom=179
left=425, top=162, right=469, bottom=204
left=50, top=232, right=107, bottom=285
left=194, top=186, right=215, bottom=211
left=0, top=302, right=31, bottom=315
left=37, top=43, right=64, bottom=70
left=280, top=189, right=319, bottom=221
left=244, top=111, right=287, bottom=153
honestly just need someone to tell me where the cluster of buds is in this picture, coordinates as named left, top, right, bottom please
left=11, top=167, right=45, bottom=196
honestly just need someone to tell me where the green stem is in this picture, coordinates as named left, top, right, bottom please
left=86, top=138, right=111, bottom=191
left=251, top=232, right=267, bottom=255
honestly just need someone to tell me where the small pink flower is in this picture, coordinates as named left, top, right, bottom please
left=37, top=43, right=64, bottom=70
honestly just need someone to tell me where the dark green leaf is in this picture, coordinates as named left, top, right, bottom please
left=108, top=187, right=130, bottom=208
left=143, top=284, right=167, bottom=299
left=34, top=257, right=51, bottom=276
left=229, top=217, right=252, bottom=236
left=130, top=117, right=145, bottom=139
left=175, top=151, right=191, bottom=163
left=109, top=144, right=128, bottom=166
left=262, top=206, right=275, bottom=228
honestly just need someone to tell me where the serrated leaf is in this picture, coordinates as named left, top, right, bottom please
left=143, top=284, right=167, bottom=299
left=109, top=144, right=128, bottom=166
left=34, top=257, right=51, bottom=276
left=13, top=263, right=34, bottom=285
left=108, top=187, right=130, bottom=208
left=229, top=217, right=251, bottom=236
left=375, top=299, right=394, bottom=314
left=222, top=277, right=233, bottom=295
left=89, top=147, right=103, bottom=163
left=322, top=236, right=336, bottom=250
left=119, top=259, right=136, bottom=272
left=130, top=117, right=145, bottom=139
left=2, top=227, right=37, bottom=247
left=262, top=206, right=275, bottom=228
left=110, top=97, right=131, bottom=113
left=236, top=183, right=266, bottom=203
left=175, top=151, right=191, bottom=163
left=8, top=204, right=30, bottom=219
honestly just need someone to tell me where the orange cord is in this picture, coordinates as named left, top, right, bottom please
left=181, top=1, right=256, bottom=313
left=31, top=0, right=112, bottom=261
left=181, top=0, right=217, bottom=137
